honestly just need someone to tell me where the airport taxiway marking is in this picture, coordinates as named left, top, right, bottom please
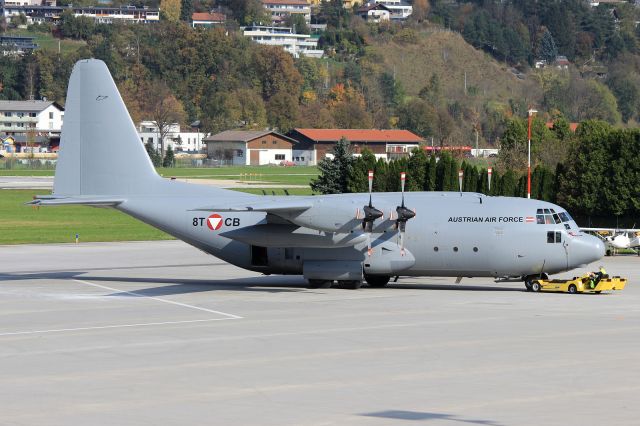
left=73, top=279, right=242, bottom=319
left=0, top=318, right=235, bottom=337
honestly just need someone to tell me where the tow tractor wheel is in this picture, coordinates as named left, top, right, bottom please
left=308, top=279, right=332, bottom=289
left=524, top=281, right=533, bottom=292
left=568, top=284, right=578, bottom=294
left=365, top=275, right=391, bottom=288
left=531, top=281, right=541, bottom=292
left=338, top=280, right=362, bottom=290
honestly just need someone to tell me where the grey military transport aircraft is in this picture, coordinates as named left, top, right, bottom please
left=32, top=59, right=605, bottom=290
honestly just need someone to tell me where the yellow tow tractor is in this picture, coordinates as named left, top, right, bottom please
left=530, top=274, right=627, bottom=294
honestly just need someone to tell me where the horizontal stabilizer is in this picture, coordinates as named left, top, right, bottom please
left=27, top=196, right=124, bottom=206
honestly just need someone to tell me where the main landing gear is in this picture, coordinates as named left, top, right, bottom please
left=307, top=275, right=392, bottom=290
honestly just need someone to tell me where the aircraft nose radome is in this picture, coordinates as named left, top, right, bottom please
left=572, top=234, right=605, bottom=267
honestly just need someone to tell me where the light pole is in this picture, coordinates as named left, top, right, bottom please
left=527, top=108, right=537, bottom=199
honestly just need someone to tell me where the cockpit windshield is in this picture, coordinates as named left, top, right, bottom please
left=536, top=209, right=574, bottom=224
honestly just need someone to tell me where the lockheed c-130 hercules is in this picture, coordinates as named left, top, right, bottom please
left=31, top=60, right=606, bottom=290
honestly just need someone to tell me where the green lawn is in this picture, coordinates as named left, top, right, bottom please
left=0, top=166, right=318, bottom=185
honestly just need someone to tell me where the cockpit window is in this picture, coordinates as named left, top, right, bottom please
left=536, top=208, right=573, bottom=225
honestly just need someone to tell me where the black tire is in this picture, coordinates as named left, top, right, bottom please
left=339, top=280, right=362, bottom=290
left=308, top=279, right=332, bottom=289
left=365, top=275, right=391, bottom=288
left=568, top=284, right=577, bottom=294
left=525, top=281, right=533, bottom=292
left=595, top=291, right=602, bottom=294
left=531, top=281, right=541, bottom=292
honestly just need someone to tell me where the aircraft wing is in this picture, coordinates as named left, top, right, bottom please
left=581, top=227, right=639, bottom=233
left=189, top=199, right=313, bottom=214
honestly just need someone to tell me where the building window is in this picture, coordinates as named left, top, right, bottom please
left=17, top=112, right=24, bottom=118
left=272, top=140, right=277, bottom=145
left=29, top=112, right=36, bottom=117
left=5, top=112, right=12, bottom=117
left=237, top=150, right=243, bottom=157
left=275, top=154, right=285, bottom=160
left=262, top=140, right=267, bottom=144
left=49, top=112, right=54, bottom=119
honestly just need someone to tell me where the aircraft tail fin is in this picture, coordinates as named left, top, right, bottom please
left=54, top=59, right=160, bottom=197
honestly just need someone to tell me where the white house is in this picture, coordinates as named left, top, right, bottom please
left=261, top=0, right=311, bottom=25
left=356, top=3, right=391, bottom=22
left=242, top=25, right=324, bottom=58
left=204, top=130, right=299, bottom=166
left=0, top=100, right=64, bottom=136
left=365, top=0, right=412, bottom=20
left=138, top=121, right=204, bottom=153
left=191, top=11, right=225, bottom=28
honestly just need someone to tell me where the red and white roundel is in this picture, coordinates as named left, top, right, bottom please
left=206, top=214, right=223, bottom=231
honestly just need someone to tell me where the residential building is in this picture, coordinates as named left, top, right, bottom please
left=365, top=0, right=412, bottom=20
left=204, top=130, right=299, bottom=165
left=262, top=0, right=311, bottom=25
left=0, top=100, right=64, bottom=136
left=242, top=25, right=323, bottom=58
left=191, top=11, right=225, bottom=28
left=3, top=0, right=56, bottom=7
left=288, top=128, right=424, bottom=164
left=138, top=121, right=204, bottom=153
left=356, top=3, right=391, bottom=22
left=0, top=5, right=159, bottom=24
left=0, top=35, right=38, bottom=55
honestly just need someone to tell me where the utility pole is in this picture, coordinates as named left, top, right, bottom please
left=527, top=108, right=538, bottom=199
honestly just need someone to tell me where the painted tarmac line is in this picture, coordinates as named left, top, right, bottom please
left=0, top=318, right=236, bottom=337
left=73, top=279, right=243, bottom=319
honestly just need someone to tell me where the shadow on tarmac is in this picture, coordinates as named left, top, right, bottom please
left=361, top=410, right=503, bottom=425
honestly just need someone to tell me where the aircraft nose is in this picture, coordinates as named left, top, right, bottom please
left=571, top=234, right=605, bottom=267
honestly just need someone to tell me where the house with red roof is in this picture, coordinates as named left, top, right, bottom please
left=191, top=12, right=226, bottom=28
left=288, top=128, right=424, bottom=165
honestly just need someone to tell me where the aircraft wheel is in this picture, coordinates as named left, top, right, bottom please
left=365, top=275, right=390, bottom=288
left=308, top=279, right=332, bottom=289
left=531, top=281, right=541, bottom=292
left=524, top=281, right=533, bottom=291
left=339, top=280, right=362, bottom=290
left=568, top=284, right=577, bottom=294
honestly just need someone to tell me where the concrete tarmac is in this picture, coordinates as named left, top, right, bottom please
left=0, top=241, right=638, bottom=426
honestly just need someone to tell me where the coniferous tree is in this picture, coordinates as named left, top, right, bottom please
left=407, top=148, right=427, bottom=191
left=347, top=149, right=376, bottom=193
left=163, top=145, right=175, bottom=167
left=425, top=154, right=437, bottom=191
left=373, top=158, right=389, bottom=192
left=145, top=141, right=162, bottom=167
left=310, top=137, right=354, bottom=194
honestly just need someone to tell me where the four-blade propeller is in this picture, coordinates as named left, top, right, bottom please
left=359, top=171, right=415, bottom=257
left=395, top=172, right=416, bottom=255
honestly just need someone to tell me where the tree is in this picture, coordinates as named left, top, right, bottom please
left=310, top=137, right=354, bottom=194
left=285, top=14, right=309, bottom=34
left=348, top=149, right=376, bottom=193
left=146, top=82, right=186, bottom=159
left=412, top=0, right=430, bottom=22
left=145, top=141, right=162, bottom=167
left=267, top=92, right=299, bottom=133
left=161, top=0, right=181, bottom=21
left=407, top=148, right=427, bottom=191
left=163, top=145, right=175, bottom=167
left=180, top=0, right=193, bottom=22
left=539, top=28, right=558, bottom=63
left=425, top=154, right=437, bottom=191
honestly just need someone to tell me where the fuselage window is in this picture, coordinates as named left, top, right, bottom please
left=536, top=215, right=545, bottom=224
left=555, top=231, right=562, bottom=243
left=547, top=231, right=555, bottom=243
left=553, top=213, right=561, bottom=224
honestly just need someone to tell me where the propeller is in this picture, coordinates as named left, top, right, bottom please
left=362, top=170, right=383, bottom=256
left=395, top=172, right=416, bottom=255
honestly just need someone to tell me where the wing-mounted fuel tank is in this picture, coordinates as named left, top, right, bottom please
left=220, top=223, right=366, bottom=248
left=364, top=240, right=416, bottom=275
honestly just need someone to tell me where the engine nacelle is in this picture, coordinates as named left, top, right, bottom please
left=363, top=240, right=415, bottom=275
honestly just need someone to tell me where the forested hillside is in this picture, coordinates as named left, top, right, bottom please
left=2, top=0, right=640, bottom=176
